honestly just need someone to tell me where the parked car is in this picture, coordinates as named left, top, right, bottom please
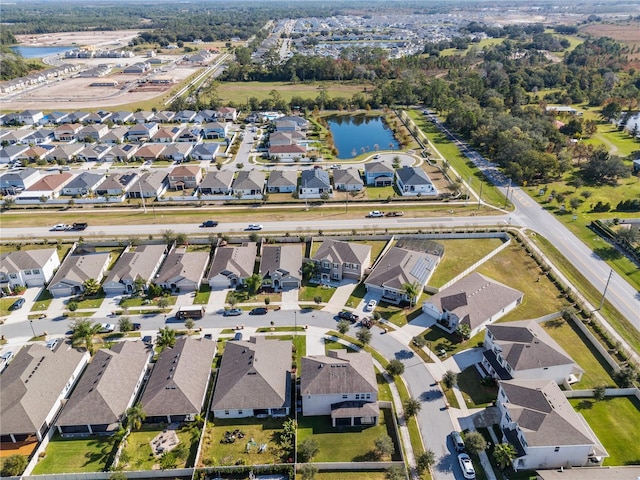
left=234, top=332, right=244, bottom=341
left=338, top=311, right=359, bottom=323
left=451, top=431, right=465, bottom=452
left=45, top=339, right=59, bottom=350
left=366, top=299, right=377, bottom=311
left=247, top=224, right=263, bottom=230
left=1, top=351, right=14, bottom=362
left=373, top=154, right=381, bottom=159
left=51, top=223, right=70, bottom=231
left=203, top=333, right=213, bottom=340
left=367, top=211, right=384, bottom=218
left=142, top=335, right=154, bottom=345
left=100, top=323, right=115, bottom=333
left=360, top=317, right=374, bottom=329
left=201, top=220, right=219, bottom=228
left=223, top=308, right=242, bottom=317
left=458, top=453, right=476, bottom=479
left=132, top=323, right=141, bottom=331
left=10, top=298, right=25, bottom=310
left=70, top=222, right=88, bottom=231
left=385, top=211, right=404, bottom=217
left=249, top=307, right=268, bottom=315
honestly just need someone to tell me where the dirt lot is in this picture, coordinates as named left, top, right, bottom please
left=15, top=30, right=141, bottom=48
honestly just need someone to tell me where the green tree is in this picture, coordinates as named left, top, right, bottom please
left=402, top=282, right=420, bottom=307
left=416, top=450, right=436, bottom=474
left=302, top=261, right=319, bottom=281
left=185, top=318, right=195, bottom=331
left=412, top=335, right=427, bottom=348
left=456, top=323, right=471, bottom=340
left=298, top=438, right=319, bottom=462
left=125, top=402, right=146, bottom=431
left=464, top=431, right=488, bottom=455
left=356, top=327, right=372, bottom=346
left=157, top=297, right=169, bottom=309
left=118, top=316, right=132, bottom=333
left=374, top=435, right=395, bottom=459
left=162, top=229, right=176, bottom=244
left=385, top=466, right=405, bottom=480
left=83, top=278, right=102, bottom=297
left=403, top=397, right=422, bottom=418
left=300, top=464, right=318, bottom=480
left=157, top=326, right=176, bottom=349
left=69, top=319, right=101, bottom=353
left=442, top=370, right=458, bottom=389
left=1, top=454, right=27, bottom=477
left=337, top=319, right=351, bottom=335
left=245, top=273, right=263, bottom=296
left=68, top=301, right=79, bottom=312
left=386, top=359, right=405, bottom=376
left=493, top=442, right=517, bottom=470
left=175, top=233, right=188, bottom=245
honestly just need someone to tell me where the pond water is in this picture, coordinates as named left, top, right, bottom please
left=327, top=115, right=399, bottom=159
left=11, top=46, right=73, bottom=58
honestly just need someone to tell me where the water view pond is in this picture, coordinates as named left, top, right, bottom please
left=11, top=46, right=73, bottom=58
left=327, top=115, right=399, bottom=159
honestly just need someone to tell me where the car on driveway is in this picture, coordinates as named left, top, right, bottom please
left=9, top=298, right=25, bottom=310
left=0, top=351, right=14, bottom=372
left=366, top=299, right=377, bottom=311
left=458, top=453, right=476, bottom=479
left=201, top=220, right=219, bottom=228
left=223, top=308, right=242, bottom=316
left=100, top=323, right=115, bottom=333
left=338, top=311, right=359, bottom=323
left=367, top=211, right=384, bottom=218
left=51, top=223, right=70, bottom=231
left=249, top=307, right=268, bottom=315
left=246, top=224, right=263, bottom=230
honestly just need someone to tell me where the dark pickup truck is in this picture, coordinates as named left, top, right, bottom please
left=338, top=311, right=359, bottom=323
left=70, top=222, right=88, bottom=231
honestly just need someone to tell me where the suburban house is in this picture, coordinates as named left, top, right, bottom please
left=0, top=145, right=29, bottom=164
left=481, top=320, right=584, bottom=385
left=299, top=168, right=332, bottom=198
left=232, top=170, right=265, bottom=197
left=123, top=63, right=149, bottom=75
left=266, top=170, right=298, bottom=193
left=217, top=106, right=238, bottom=122
left=55, top=341, right=151, bottom=435
left=154, top=247, right=209, bottom=293
left=134, top=144, right=166, bottom=162
left=140, top=337, right=216, bottom=424
left=45, top=144, right=84, bottom=163
left=18, top=146, right=49, bottom=163
left=53, top=123, right=83, bottom=141
left=174, top=110, right=197, bottom=123
left=45, top=111, right=69, bottom=124
left=102, top=244, right=167, bottom=295
left=78, top=124, right=109, bottom=141
left=162, top=143, right=194, bottom=163
left=268, top=131, right=304, bottom=147
left=365, top=243, right=442, bottom=305
left=127, top=123, right=159, bottom=142
left=23, top=128, right=55, bottom=145
left=132, top=111, right=155, bottom=123
left=260, top=244, right=303, bottom=291
left=103, top=144, right=138, bottom=162
left=301, top=350, right=379, bottom=427
left=17, top=110, right=44, bottom=125
left=497, top=379, right=607, bottom=470
left=333, top=168, right=364, bottom=191
left=127, top=171, right=168, bottom=199
left=168, top=165, right=202, bottom=190
left=364, top=161, right=394, bottom=186
left=395, top=166, right=437, bottom=196
left=19, top=172, right=74, bottom=200
left=202, top=122, right=229, bottom=139
left=208, top=242, right=257, bottom=289
left=177, top=128, right=202, bottom=143
left=211, top=336, right=291, bottom=419
left=100, top=127, right=129, bottom=144
left=0, top=342, right=89, bottom=443
left=151, top=126, right=182, bottom=143
left=61, top=172, right=106, bottom=197
left=195, top=109, right=218, bottom=123
left=275, top=116, right=308, bottom=131
left=94, top=173, right=138, bottom=196
left=190, top=143, right=220, bottom=161
left=312, top=239, right=372, bottom=282
left=76, top=145, right=111, bottom=163
left=423, top=272, right=524, bottom=337
left=0, top=168, right=40, bottom=194
left=67, top=111, right=91, bottom=124
left=199, top=170, right=234, bottom=195
left=268, top=144, right=307, bottom=161
left=48, top=249, right=111, bottom=297
left=151, top=111, right=175, bottom=123
left=0, top=129, right=31, bottom=145
left=0, top=248, right=60, bottom=289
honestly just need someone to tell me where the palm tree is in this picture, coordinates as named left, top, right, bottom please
left=157, top=326, right=176, bottom=349
left=125, top=402, right=146, bottom=431
left=69, top=319, right=101, bottom=354
left=82, top=278, right=101, bottom=297
left=403, top=397, right=422, bottom=418
left=302, top=261, right=319, bottom=281
left=402, top=282, right=420, bottom=308
left=245, top=273, right=263, bottom=296
left=493, top=442, right=517, bottom=470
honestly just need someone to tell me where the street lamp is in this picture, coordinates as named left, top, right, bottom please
left=29, top=320, right=36, bottom=339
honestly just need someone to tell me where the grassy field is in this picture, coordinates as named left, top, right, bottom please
left=541, top=318, right=616, bottom=388
left=0, top=297, right=22, bottom=317
left=31, top=434, right=113, bottom=474
left=119, top=295, right=177, bottom=308
left=428, top=238, right=505, bottom=288
left=299, top=283, right=336, bottom=303
left=30, top=288, right=54, bottom=312
left=314, top=472, right=389, bottom=480
left=571, top=396, right=640, bottom=466
left=120, top=426, right=195, bottom=470
left=70, top=293, right=106, bottom=310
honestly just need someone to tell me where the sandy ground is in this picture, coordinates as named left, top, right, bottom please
left=15, top=30, right=141, bottom=48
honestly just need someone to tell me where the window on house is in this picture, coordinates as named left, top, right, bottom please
left=33, top=269, right=40, bottom=274
left=9, top=274, right=17, bottom=279
left=355, top=394, right=360, bottom=399
left=238, top=410, right=243, bottom=414
left=224, top=410, right=229, bottom=415
left=24, top=270, right=32, bottom=275
left=366, top=394, right=371, bottom=399
left=342, top=394, right=348, bottom=399
left=554, top=447, right=560, bottom=452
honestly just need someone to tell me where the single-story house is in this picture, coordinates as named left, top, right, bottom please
left=48, top=249, right=111, bottom=297
left=176, top=128, right=201, bottom=143
left=151, top=126, right=182, bottom=143
left=0, top=248, right=60, bottom=289
left=66, top=111, right=91, bottom=124
left=190, top=143, right=220, bottom=161
left=299, top=168, right=332, bottom=198
left=174, top=110, right=197, bottom=123
left=135, top=144, right=166, bottom=162
left=100, top=127, right=129, bottom=144
left=127, top=123, right=159, bottom=142
left=110, top=111, right=134, bottom=124
left=301, top=350, right=379, bottom=427
left=45, top=144, right=84, bottom=163
left=103, top=144, right=138, bottom=162
left=168, top=164, right=202, bottom=190
left=140, top=337, right=216, bottom=424
left=0, top=145, right=30, bottom=164
left=333, top=168, right=364, bottom=191
left=312, top=239, right=372, bottom=282
left=395, top=166, right=437, bottom=196
left=127, top=171, right=168, bottom=199
left=199, top=170, right=234, bottom=195
left=268, top=144, right=307, bottom=160
left=497, top=379, right=607, bottom=470
left=61, top=172, right=106, bottom=197
left=232, top=170, right=265, bottom=197
left=19, top=172, right=74, bottom=200
left=260, top=244, right=302, bottom=291
left=18, top=146, right=49, bottom=163
left=211, top=336, right=291, bottom=419
left=132, top=111, right=155, bottom=123
left=76, top=145, right=111, bottom=162
left=151, top=111, right=175, bottom=123
left=95, top=173, right=138, bottom=197
left=154, top=247, right=209, bottom=293
left=364, top=161, right=394, bottom=186
left=208, top=242, right=257, bottom=289
left=102, top=244, right=167, bottom=295
left=266, top=170, right=298, bottom=193
left=56, top=341, right=151, bottom=435
left=0, top=167, right=41, bottom=194
left=163, top=143, right=194, bottom=162
left=481, top=319, right=584, bottom=385
left=423, top=272, right=524, bottom=337
left=0, top=342, right=89, bottom=443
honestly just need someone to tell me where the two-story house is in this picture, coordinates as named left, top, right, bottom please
left=0, top=248, right=60, bottom=289
left=364, top=161, right=394, bottom=186
left=61, top=172, right=106, bottom=197
left=168, top=165, right=202, bottom=190
left=260, top=244, right=302, bottom=291
left=311, top=239, right=372, bottom=282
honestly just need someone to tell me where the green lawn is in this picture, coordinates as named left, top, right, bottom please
left=417, top=326, right=484, bottom=357
left=200, top=417, right=287, bottom=466
left=226, top=290, right=282, bottom=305
left=346, top=283, right=366, bottom=308
left=315, top=472, right=389, bottom=480
left=456, top=366, right=497, bottom=408
left=119, top=295, right=177, bottom=308
left=31, top=434, right=113, bottom=474
left=571, top=396, right=640, bottom=466
left=299, top=283, right=336, bottom=303
left=120, top=425, right=196, bottom=470
left=0, top=297, right=21, bottom=317
left=193, top=284, right=211, bottom=305
left=297, top=409, right=400, bottom=463
left=30, top=288, right=53, bottom=312
left=541, top=318, right=616, bottom=388
left=428, top=238, right=505, bottom=288
left=69, top=293, right=106, bottom=310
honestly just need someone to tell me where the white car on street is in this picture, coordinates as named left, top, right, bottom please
left=51, top=224, right=70, bottom=231
left=247, top=224, right=263, bottom=230
left=367, top=211, right=384, bottom=218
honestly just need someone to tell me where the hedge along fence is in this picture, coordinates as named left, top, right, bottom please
left=590, top=220, right=640, bottom=264
left=563, top=388, right=640, bottom=401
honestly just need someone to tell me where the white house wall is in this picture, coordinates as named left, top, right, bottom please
left=514, top=444, right=595, bottom=470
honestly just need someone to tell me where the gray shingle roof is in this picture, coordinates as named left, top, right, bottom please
left=396, top=166, right=432, bottom=185
left=104, top=244, right=167, bottom=285
left=301, top=350, right=377, bottom=396
left=155, top=249, right=209, bottom=286
left=48, top=251, right=111, bottom=289
left=333, top=168, right=363, bottom=186
left=312, top=239, right=371, bottom=266
left=366, top=246, right=439, bottom=290
left=300, top=169, right=330, bottom=189
left=364, top=161, right=393, bottom=174
left=267, top=170, right=298, bottom=188
left=232, top=170, right=265, bottom=191
left=200, top=170, right=234, bottom=190
left=63, top=172, right=105, bottom=190
left=260, top=244, right=302, bottom=281
left=56, top=341, right=150, bottom=428
left=211, top=337, right=291, bottom=411
left=140, top=337, right=216, bottom=417
left=0, top=248, right=57, bottom=274
left=209, top=242, right=256, bottom=280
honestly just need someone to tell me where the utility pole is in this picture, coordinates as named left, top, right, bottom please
left=599, top=269, right=613, bottom=311
left=503, top=178, right=511, bottom=209
left=477, top=181, right=483, bottom=210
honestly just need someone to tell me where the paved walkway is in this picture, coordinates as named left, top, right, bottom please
left=321, top=279, right=357, bottom=314
left=207, top=288, right=230, bottom=313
